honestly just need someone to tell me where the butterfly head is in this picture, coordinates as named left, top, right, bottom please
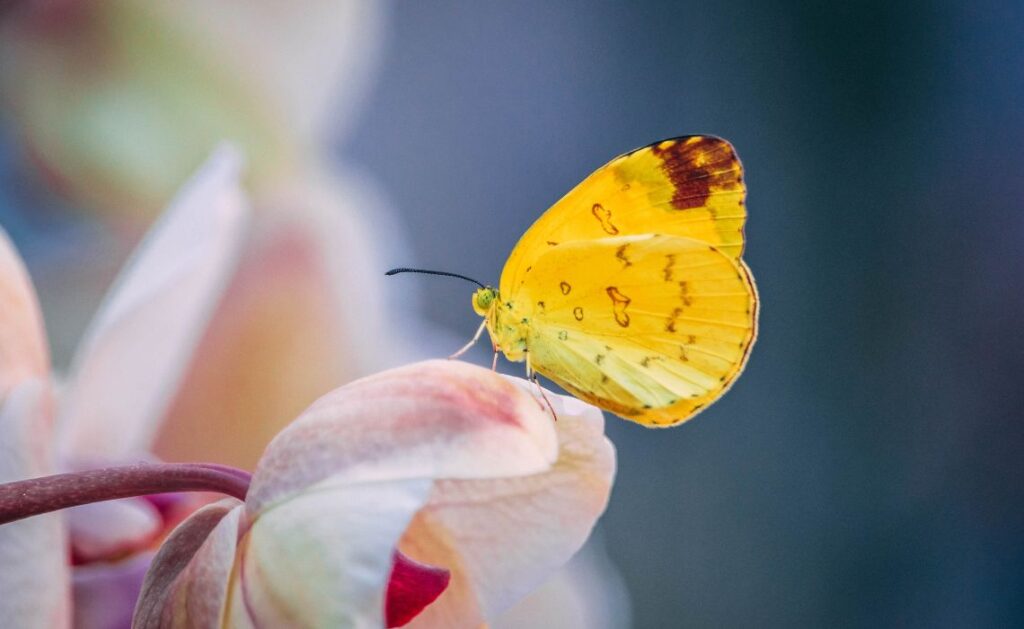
left=472, top=286, right=499, bottom=317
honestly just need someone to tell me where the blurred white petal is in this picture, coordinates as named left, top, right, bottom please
left=0, top=379, right=69, bottom=628
left=67, top=498, right=162, bottom=563
left=493, top=531, right=632, bottom=629
left=153, top=168, right=409, bottom=469
left=0, top=228, right=49, bottom=396
left=57, top=146, right=249, bottom=459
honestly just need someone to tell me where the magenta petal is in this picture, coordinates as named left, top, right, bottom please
left=385, top=551, right=450, bottom=628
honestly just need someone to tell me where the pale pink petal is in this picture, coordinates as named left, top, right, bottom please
left=154, top=168, right=438, bottom=471
left=57, top=146, right=250, bottom=460
left=236, top=479, right=432, bottom=627
left=0, top=228, right=49, bottom=397
left=492, top=534, right=632, bottom=629
left=152, top=204, right=355, bottom=470
left=73, top=552, right=153, bottom=629
left=247, top=360, right=558, bottom=512
left=134, top=498, right=243, bottom=629
left=400, top=388, right=616, bottom=627
left=0, top=380, right=69, bottom=628
left=67, top=498, right=162, bottom=563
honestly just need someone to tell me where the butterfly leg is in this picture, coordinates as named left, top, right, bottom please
left=525, top=351, right=557, bottom=422
left=531, top=374, right=558, bottom=422
left=449, top=319, right=488, bottom=360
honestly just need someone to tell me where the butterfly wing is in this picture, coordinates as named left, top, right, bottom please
left=501, top=136, right=745, bottom=292
left=514, top=234, right=757, bottom=427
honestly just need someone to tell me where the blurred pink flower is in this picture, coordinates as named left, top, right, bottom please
left=0, top=147, right=249, bottom=628
left=1, top=0, right=449, bottom=471
left=134, top=360, right=615, bottom=627
left=0, top=0, right=384, bottom=219
left=152, top=168, right=420, bottom=470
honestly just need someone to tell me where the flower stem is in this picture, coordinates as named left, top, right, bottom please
left=0, top=463, right=251, bottom=526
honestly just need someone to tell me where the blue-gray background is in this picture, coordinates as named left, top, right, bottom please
left=346, top=2, right=1023, bottom=627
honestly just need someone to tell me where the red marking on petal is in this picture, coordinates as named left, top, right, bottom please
left=385, top=551, right=450, bottom=628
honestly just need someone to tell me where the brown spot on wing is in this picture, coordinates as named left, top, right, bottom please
left=651, top=137, right=741, bottom=210
left=665, top=307, right=683, bottom=333
left=616, top=244, right=633, bottom=269
left=663, top=254, right=676, bottom=281
left=573, top=306, right=584, bottom=321
left=591, top=203, right=620, bottom=235
left=560, top=281, right=572, bottom=295
left=679, top=281, right=693, bottom=306
left=606, top=286, right=632, bottom=327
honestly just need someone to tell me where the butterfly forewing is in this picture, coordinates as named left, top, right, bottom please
left=500, top=135, right=746, bottom=295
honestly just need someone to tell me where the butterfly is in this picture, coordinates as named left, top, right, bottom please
left=390, top=136, right=758, bottom=427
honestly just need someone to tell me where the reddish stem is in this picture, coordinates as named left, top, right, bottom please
left=0, top=463, right=251, bottom=526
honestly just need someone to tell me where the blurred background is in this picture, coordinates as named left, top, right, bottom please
left=1, top=1, right=1022, bottom=627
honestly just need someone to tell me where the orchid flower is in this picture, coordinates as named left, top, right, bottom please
left=1, top=148, right=617, bottom=626
left=1, top=4, right=626, bottom=623
left=131, top=360, right=615, bottom=628
left=0, top=146, right=249, bottom=628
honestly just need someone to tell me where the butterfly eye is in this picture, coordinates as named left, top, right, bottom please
left=472, top=288, right=496, bottom=316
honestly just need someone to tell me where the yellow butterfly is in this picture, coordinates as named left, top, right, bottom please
left=389, top=136, right=758, bottom=427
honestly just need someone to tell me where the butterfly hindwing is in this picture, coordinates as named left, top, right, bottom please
left=511, top=234, right=757, bottom=427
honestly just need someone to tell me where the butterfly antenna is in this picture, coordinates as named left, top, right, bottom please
left=385, top=267, right=487, bottom=289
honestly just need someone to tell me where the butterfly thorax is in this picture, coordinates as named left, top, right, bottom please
left=472, top=287, right=530, bottom=362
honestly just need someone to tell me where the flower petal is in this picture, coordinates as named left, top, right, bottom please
left=0, top=227, right=49, bottom=397
left=73, top=552, right=153, bottom=629
left=236, top=478, right=432, bottom=627
left=153, top=168, right=431, bottom=470
left=386, top=552, right=451, bottom=628
left=399, top=387, right=616, bottom=627
left=57, top=146, right=249, bottom=460
left=0, top=380, right=69, bottom=628
left=491, top=533, right=632, bottom=629
left=134, top=498, right=243, bottom=629
left=247, top=360, right=558, bottom=512
left=68, top=498, right=162, bottom=564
